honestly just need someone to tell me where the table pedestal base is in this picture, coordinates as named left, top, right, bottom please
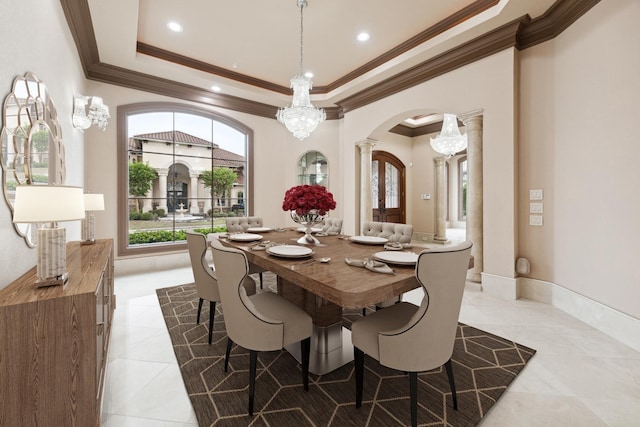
left=285, top=322, right=353, bottom=375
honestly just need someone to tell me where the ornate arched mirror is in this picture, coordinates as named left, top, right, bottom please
left=0, top=72, right=66, bottom=247
left=297, top=150, right=328, bottom=187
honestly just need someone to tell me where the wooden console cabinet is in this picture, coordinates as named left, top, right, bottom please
left=0, top=239, right=114, bottom=426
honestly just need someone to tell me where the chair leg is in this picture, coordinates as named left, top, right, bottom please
left=301, top=337, right=311, bottom=391
left=259, top=272, right=263, bottom=289
left=409, top=372, right=418, bottom=427
left=444, top=359, right=458, bottom=410
left=248, top=350, right=258, bottom=416
left=196, top=298, right=204, bottom=324
left=224, top=337, right=233, bottom=372
left=208, top=301, right=216, bottom=345
left=354, top=347, right=365, bottom=408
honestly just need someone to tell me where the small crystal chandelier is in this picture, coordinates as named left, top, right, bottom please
left=276, top=0, right=325, bottom=141
left=430, top=113, right=467, bottom=158
left=72, top=95, right=110, bottom=131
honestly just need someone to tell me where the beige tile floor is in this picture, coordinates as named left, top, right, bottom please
left=101, top=236, right=640, bottom=426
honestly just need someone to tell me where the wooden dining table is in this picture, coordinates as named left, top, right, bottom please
left=217, top=228, right=423, bottom=375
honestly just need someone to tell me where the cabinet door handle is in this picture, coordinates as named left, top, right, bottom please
left=96, top=322, right=105, bottom=336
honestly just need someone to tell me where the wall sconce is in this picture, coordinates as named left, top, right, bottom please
left=73, top=95, right=110, bottom=131
left=82, top=193, right=105, bottom=245
left=12, top=185, right=85, bottom=287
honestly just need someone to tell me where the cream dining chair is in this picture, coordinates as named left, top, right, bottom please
left=350, top=240, right=473, bottom=427
left=185, top=230, right=257, bottom=344
left=210, top=238, right=313, bottom=416
left=361, top=221, right=414, bottom=314
left=225, top=216, right=267, bottom=289
left=321, top=217, right=343, bottom=234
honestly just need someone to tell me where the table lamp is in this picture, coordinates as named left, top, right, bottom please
left=82, top=193, right=104, bottom=245
left=12, top=185, right=85, bottom=287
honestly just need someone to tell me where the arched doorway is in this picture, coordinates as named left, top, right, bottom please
left=167, top=163, right=189, bottom=213
left=372, top=151, right=405, bottom=223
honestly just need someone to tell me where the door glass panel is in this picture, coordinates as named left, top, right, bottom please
left=385, top=162, right=399, bottom=208
left=371, top=160, right=379, bottom=209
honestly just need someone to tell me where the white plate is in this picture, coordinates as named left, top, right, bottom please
left=373, top=251, right=418, bottom=265
left=246, top=227, right=272, bottom=233
left=267, top=245, right=314, bottom=258
left=228, top=233, right=264, bottom=242
left=349, top=235, right=389, bottom=245
left=296, top=227, right=324, bottom=233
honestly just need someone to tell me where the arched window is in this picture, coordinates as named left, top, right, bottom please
left=118, top=103, right=253, bottom=256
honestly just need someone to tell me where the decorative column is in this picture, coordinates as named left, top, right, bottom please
left=142, top=189, right=153, bottom=212
left=460, top=110, right=483, bottom=282
left=357, top=139, right=377, bottom=228
left=433, top=156, right=449, bottom=243
left=157, top=168, right=168, bottom=213
left=189, top=172, right=199, bottom=214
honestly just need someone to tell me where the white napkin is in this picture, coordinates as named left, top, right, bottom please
left=251, top=241, right=278, bottom=251
left=344, top=257, right=396, bottom=275
left=383, top=242, right=404, bottom=251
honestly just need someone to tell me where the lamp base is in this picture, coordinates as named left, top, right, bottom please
left=35, top=272, right=69, bottom=288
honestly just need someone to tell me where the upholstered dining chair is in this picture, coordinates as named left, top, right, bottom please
left=361, top=221, right=413, bottom=243
left=361, top=221, right=414, bottom=314
left=321, top=217, right=343, bottom=234
left=210, top=238, right=313, bottom=416
left=225, top=216, right=264, bottom=232
left=186, top=231, right=257, bottom=344
left=350, top=241, right=473, bottom=427
left=224, top=216, right=267, bottom=289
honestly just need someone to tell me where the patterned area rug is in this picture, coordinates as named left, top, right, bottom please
left=157, top=274, right=535, bottom=427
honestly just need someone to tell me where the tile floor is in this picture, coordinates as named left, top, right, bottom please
left=101, top=247, right=640, bottom=426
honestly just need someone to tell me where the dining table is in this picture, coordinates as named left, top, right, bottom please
left=216, top=227, right=428, bottom=375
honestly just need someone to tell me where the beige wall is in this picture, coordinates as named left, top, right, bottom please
left=2, top=0, right=638, bottom=324
left=519, top=0, right=640, bottom=318
left=0, top=0, right=87, bottom=288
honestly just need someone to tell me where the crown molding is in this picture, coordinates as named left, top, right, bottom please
left=60, top=0, right=600, bottom=120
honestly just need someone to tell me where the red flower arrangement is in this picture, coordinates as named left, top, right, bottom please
left=282, top=185, right=336, bottom=215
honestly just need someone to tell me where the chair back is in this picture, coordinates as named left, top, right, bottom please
left=362, top=221, right=413, bottom=243
left=210, top=239, right=285, bottom=351
left=322, top=218, right=343, bottom=234
left=378, top=241, right=473, bottom=372
left=225, top=216, right=263, bottom=233
left=186, top=231, right=220, bottom=302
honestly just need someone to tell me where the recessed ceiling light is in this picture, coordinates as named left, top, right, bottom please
left=211, top=85, right=221, bottom=92
left=304, top=71, right=314, bottom=79
left=167, top=22, right=183, bottom=33
left=357, top=32, right=370, bottom=42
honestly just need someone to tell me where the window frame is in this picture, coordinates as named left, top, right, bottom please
left=117, top=102, right=254, bottom=257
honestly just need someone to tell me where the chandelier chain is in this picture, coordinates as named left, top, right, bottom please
left=299, top=2, right=304, bottom=76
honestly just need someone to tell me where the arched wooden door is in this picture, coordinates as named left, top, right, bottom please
left=372, top=151, right=406, bottom=223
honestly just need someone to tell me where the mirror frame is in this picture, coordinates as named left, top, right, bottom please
left=0, top=72, right=66, bottom=247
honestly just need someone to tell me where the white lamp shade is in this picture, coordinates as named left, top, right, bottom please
left=84, top=193, right=105, bottom=212
left=13, top=185, right=85, bottom=223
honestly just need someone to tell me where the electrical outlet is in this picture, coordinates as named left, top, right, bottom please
left=529, top=215, right=543, bottom=226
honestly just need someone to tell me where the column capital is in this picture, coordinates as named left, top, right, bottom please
left=433, top=156, right=447, bottom=166
left=156, top=168, right=169, bottom=176
left=356, top=139, right=378, bottom=151
left=459, top=109, right=483, bottom=128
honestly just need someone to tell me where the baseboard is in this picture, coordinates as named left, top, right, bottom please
left=115, top=252, right=191, bottom=276
left=480, top=273, right=518, bottom=300
left=518, top=277, right=640, bottom=353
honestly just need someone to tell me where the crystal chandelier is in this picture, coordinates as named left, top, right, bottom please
left=276, top=0, right=325, bottom=141
left=430, top=113, right=467, bottom=158
left=72, top=95, right=110, bottom=131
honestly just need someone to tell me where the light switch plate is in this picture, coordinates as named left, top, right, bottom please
left=530, top=202, right=543, bottom=213
left=529, top=215, right=543, bottom=226
left=529, top=189, right=543, bottom=200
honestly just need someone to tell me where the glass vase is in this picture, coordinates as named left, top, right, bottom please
left=290, top=209, right=325, bottom=245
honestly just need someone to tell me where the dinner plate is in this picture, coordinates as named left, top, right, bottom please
left=228, top=233, right=264, bottom=242
left=266, top=245, right=314, bottom=258
left=296, top=227, right=323, bottom=233
left=349, top=235, right=389, bottom=245
left=246, top=227, right=272, bottom=233
left=373, top=251, right=418, bottom=265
